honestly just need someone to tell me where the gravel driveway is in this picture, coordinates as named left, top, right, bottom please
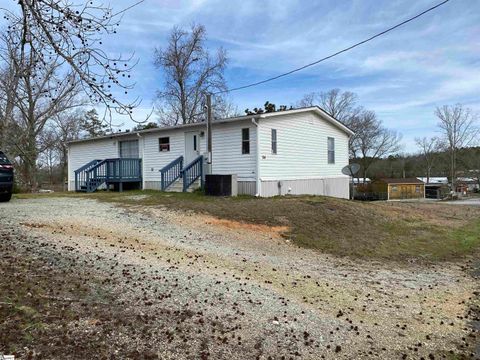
left=1, top=196, right=478, bottom=359
left=444, top=197, right=480, bottom=206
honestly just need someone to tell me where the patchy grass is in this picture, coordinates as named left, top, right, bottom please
left=14, top=190, right=480, bottom=262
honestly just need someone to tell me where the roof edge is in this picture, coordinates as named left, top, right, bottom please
left=68, top=106, right=354, bottom=145
left=259, top=106, right=355, bottom=136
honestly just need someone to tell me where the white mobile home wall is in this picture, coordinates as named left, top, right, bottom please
left=68, top=136, right=126, bottom=191
left=256, top=111, right=350, bottom=198
left=142, top=128, right=204, bottom=190
left=68, top=121, right=258, bottom=193
left=68, top=108, right=351, bottom=198
left=142, top=120, right=257, bottom=191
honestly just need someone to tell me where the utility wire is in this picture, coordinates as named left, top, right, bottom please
left=112, top=0, right=146, bottom=17
left=215, top=0, right=451, bottom=95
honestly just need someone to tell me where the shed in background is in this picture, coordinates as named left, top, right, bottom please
left=371, top=178, right=425, bottom=200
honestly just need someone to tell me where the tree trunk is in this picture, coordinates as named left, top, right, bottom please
left=61, top=148, right=68, bottom=186
left=451, top=149, right=456, bottom=192
left=25, top=125, right=38, bottom=192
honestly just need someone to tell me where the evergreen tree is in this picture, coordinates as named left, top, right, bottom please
left=80, top=109, right=108, bottom=138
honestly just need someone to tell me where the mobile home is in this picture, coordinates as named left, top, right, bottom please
left=68, top=107, right=353, bottom=198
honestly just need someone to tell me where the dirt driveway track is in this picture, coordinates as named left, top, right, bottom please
left=1, top=197, right=478, bottom=359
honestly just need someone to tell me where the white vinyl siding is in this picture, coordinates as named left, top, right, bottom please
left=67, top=137, right=121, bottom=190
left=211, top=121, right=256, bottom=181
left=142, top=130, right=205, bottom=183
left=258, top=111, right=349, bottom=180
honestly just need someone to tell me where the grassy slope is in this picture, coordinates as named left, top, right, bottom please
left=15, top=191, right=480, bottom=262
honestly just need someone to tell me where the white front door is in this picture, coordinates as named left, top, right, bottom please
left=184, top=131, right=201, bottom=164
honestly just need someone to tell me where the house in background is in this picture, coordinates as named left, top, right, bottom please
left=67, top=107, right=353, bottom=198
left=371, top=178, right=425, bottom=200
left=457, top=177, right=480, bottom=193
left=417, top=177, right=449, bottom=199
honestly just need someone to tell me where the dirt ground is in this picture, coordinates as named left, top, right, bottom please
left=1, top=196, right=479, bottom=359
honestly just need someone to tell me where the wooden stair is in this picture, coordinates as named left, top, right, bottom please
left=166, top=178, right=201, bottom=193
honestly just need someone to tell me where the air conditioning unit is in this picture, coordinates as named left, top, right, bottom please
left=205, top=174, right=238, bottom=196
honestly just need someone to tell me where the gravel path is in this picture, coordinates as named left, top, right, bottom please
left=1, top=196, right=478, bottom=359
left=444, top=198, right=480, bottom=206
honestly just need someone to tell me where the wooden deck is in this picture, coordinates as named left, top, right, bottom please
left=75, top=158, right=142, bottom=192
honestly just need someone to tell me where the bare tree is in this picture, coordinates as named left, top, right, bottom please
left=212, top=95, right=240, bottom=119
left=350, top=110, right=402, bottom=182
left=38, top=128, right=59, bottom=184
left=296, top=89, right=367, bottom=162
left=154, top=24, right=227, bottom=126
left=1, top=0, right=142, bottom=121
left=297, top=89, right=362, bottom=122
left=296, top=92, right=316, bottom=108
left=0, top=30, right=83, bottom=190
left=52, top=110, right=82, bottom=182
left=435, top=104, right=479, bottom=191
left=0, top=55, right=19, bottom=151
left=415, top=136, right=440, bottom=184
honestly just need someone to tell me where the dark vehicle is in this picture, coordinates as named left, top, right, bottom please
left=0, top=151, right=14, bottom=202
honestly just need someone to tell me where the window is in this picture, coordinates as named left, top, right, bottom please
left=415, top=185, right=421, bottom=193
left=242, top=128, right=250, bottom=154
left=271, top=129, right=277, bottom=154
left=391, top=185, right=398, bottom=192
left=159, top=137, right=170, bottom=152
left=119, top=140, right=139, bottom=158
left=327, top=137, right=335, bottom=164
left=193, top=135, right=197, bottom=151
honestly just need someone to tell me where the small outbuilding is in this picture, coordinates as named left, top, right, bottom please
left=371, top=178, right=425, bottom=200
left=417, top=177, right=449, bottom=199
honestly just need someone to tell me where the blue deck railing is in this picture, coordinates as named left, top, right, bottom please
left=75, top=156, right=202, bottom=193
left=75, top=158, right=142, bottom=192
left=160, top=156, right=183, bottom=191
left=181, top=155, right=204, bottom=192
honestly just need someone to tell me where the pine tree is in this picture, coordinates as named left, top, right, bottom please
left=80, top=109, right=108, bottom=138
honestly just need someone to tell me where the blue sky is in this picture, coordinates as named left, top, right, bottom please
left=2, top=0, right=479, bottom=150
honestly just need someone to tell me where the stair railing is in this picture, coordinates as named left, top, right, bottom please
left=74, top=159, right=101, bottom=191
left=181, top=155, right=204, bottom=192
left=86, top=159, right=108, bottom=192
left=160, top=156, right=183, bottom=191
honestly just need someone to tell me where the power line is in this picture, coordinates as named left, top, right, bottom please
left=112, top=0, right=146, bottom=17
left=215, top=0, right=451, bottom=95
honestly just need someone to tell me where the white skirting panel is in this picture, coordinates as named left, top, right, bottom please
left=260, top=176, right=349, bottom=199
left=144, top=181, right=162, bottom=190
left=238, top=181, right=256, bottom=196
left=70, top=178, right=348, bottom=198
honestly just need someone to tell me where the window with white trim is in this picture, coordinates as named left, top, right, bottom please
left=159, top=137, right=170, bottom=152
left=327, top=137, right=335, bottom=164
left=242, top=128, right=250, bottom=154
left=119, top=140, right=139, bottom=158
left=271, top=129, right=277, bottom=154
